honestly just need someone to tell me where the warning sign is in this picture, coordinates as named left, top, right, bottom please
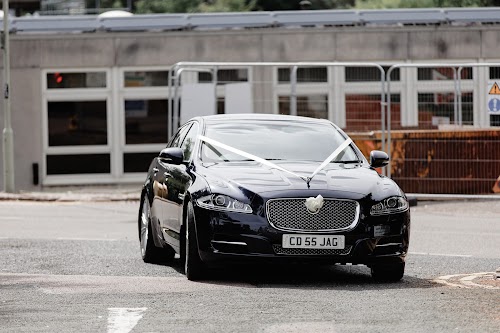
left=489, top=82, right=500, bottom=95
left=487, top=81, right=500, bottom=114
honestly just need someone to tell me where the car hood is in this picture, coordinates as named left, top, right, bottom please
left=198, top=161, right=401, bottom=200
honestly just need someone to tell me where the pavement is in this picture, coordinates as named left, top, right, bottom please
left=0, top=184, right=142, bottom=202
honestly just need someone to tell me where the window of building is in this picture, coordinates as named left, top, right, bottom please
left=417, top=67, right=472, bottom=80
left=46, top=154, right=110, bottom=175
left=345, top=66, right=399, bottom=82
left=124, top=71, right=170, bottom=87
left=124, top=99, right=169, bottom=144
left=491, top=115, right=500, bottom=126
left=198, top=69, right=249, bottom=84
left=278, top=95, right=328, bottom=119
left=278, top=67, right=327, bottom=83
left=47, top=72, right=106, bottom=89
left=48, top=101, right=107, bottom=146
left=123, top=152, right=159, bottom=173
left=417, top=92, right=473, bottom=128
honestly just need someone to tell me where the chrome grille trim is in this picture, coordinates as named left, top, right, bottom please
left=266, top=198, right=360, bottom=232
left=273, top=245, right=352, bottom=256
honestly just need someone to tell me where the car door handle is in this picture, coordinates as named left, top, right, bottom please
left=153, top=167, right=159, bottom=173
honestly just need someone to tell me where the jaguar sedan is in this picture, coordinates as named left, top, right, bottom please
left=138, top=114, right=410, bottom=281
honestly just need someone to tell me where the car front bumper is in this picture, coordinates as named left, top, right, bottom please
left=193, top=205, right=410, bottom=266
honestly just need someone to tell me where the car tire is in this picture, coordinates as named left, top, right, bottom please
left=371, top=262, right=405, bottom=282
left=184, top=202, right=205, bottom=281
left=139, top=193, right=175, bottom=264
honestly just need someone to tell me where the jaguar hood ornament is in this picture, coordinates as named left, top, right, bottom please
left=305, top=194, right=324, bottom=214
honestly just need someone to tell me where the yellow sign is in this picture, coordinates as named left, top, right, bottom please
left=488, top=82, right=500, bottom=95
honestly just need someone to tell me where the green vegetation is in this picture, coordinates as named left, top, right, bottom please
left=355, top=0, right=500, bottom=9
left=134, top=0, right=255, bottom=14
left=88, top=0, right=500, bottom=13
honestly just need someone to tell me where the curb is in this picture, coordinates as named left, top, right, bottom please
left=0, top=192, right=140, bottom=202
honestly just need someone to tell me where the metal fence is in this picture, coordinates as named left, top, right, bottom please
left=168, top=61, right=500, bottom=197
left=168, top=61, right=386, bottom=147
left=386, top=63, right=500, bottom=196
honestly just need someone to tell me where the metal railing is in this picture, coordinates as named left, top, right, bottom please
left=166, top=61, right=500, bottom=197
left=168, top=61, right=386, bottom=151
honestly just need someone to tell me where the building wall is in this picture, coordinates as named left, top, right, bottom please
left=1, top=24, right=499, bottom=191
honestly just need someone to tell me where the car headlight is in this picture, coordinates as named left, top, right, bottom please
left=196, top=194, right=252, bottom=214
left=370, top=196, right=408, bottom=216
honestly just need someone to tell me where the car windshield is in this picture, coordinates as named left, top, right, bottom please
left=201, top=120, right=359, bottom=163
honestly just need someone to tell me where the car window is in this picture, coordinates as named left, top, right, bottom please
left=180, top=122, right=199, bottom=162
left=201, top=120, right=359, bottom=163
left=169, top=124, right=192, bottom=148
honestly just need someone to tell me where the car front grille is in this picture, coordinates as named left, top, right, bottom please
left=266, top=198, right=359, bottom=232
left=272, top=245, right=352, bottom=256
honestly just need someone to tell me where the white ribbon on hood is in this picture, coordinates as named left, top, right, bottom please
left=198, top=135, right=353, bottom=186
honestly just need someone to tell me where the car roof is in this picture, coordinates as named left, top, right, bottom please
left=196, top=113, right=333, bottom=125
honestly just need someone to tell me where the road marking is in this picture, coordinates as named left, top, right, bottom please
left=409, top=252, right=472, bottom=258
left=107, top=307, right=147, bottom=333
left=433, top=272, right=499, bottom=290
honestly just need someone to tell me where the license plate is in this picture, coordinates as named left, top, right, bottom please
left=282, top=234, right=345, bottom=249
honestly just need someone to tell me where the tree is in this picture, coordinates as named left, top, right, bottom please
left=355, top=0, right=434, bottom=9
left=135, top=0, right=353, bottom=13
left=134, top=0, right=254, bottom=13
left=135, top=0, right=202, bottom=14
left=85, top=0, right=128, bottom=10
left=251, top=0, right=354, bottom=11
left=355, top=0, right=500, bottom=8
left=198, top=0, right=256, bottom=12
left=132, top=0, right=500, bottom=14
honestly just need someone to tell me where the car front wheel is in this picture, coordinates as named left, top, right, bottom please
left=371, top=262, right=405, bottom=282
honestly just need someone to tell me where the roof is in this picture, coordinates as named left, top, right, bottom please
left=199, top=113, right=332, bottom=125
left=3, top=8, right=500, bottom=34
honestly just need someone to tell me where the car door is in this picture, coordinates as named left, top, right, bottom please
left=162, top=122, right=199, bottom=243
left=156, top=124, right=192, bottom=239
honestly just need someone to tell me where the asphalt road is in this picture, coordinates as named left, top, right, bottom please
left=0, top=200, right=499, bottom=333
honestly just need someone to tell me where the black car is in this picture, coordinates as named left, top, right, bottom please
left=138, top=114, right=410, bottom=281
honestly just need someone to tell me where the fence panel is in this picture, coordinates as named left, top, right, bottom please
left=387, top=63, right=500, bottom=196
left=169, top=61, right=386, bottom=149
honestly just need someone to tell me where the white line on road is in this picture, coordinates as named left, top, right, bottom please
left=409, top=252, right=472, bottom=258
left=107, top=307, right=147, bottom=333
left=433, top=272, right=499, bottom=290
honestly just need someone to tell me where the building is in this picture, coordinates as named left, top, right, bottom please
left=1, top=8, right=500, bottom=191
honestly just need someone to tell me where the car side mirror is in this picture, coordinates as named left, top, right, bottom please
left=159, top=147, right=184, bottom=165
left=370, top=150, right=389, bottom=168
